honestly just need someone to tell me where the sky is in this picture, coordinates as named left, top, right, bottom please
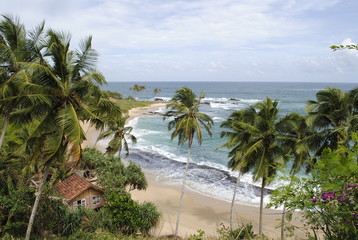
left=2, top=0, right=358, bottom=82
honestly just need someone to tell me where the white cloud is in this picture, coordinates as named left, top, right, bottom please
left=2, top=0, right=357, bottom=82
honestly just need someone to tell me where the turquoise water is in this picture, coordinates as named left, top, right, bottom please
left=100, top=82, right=357, bottom=206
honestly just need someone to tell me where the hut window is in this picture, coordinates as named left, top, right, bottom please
left=93, top=195, right=100, bottom=205
left=73, top=199, right=86, bottom=208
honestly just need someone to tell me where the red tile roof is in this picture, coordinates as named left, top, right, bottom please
left=55, top=174, right=103, bottom=201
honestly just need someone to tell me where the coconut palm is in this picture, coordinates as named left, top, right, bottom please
left=276, top=112, right=317, bottom=239
left=0, top=15, right=46, bottom=148
left=97, top=114, right=137, bottom=157
left=306, top=88, right=358, bottom=156
left=220, top=98, right=289, bottom=236
left=164, top=87, right=213, bottom=236
left=130, top=84, right=146, bottom=93
left=21, top=30, right=120, bottom=240
left=153, top=88, right=161, bottom=95
left=220, top=109, right=255, bottom=229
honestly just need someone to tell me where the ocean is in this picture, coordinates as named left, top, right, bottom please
left=100, top=82, right=358, bottom=206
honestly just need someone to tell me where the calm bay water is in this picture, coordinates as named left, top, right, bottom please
left=100, top=82, right=357, bottom=206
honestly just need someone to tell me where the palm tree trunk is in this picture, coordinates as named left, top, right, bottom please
left=94, top=129, right=103, bottom=147
left=259, top=177, right=265, bottom=236
left=0, top=114, right=10, bottom=149
left=25, top=163, right=50, bottom=240
left=281, top=204, right=287, bottom=240
left=230, top=171, right=241, bottom=229
left=174, top=145, right=191, bottom=236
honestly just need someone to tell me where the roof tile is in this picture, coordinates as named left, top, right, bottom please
left=55, top=174, right=103, bottom=201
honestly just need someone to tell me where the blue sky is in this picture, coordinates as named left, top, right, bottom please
left=2, top=0, right=358, bottom=82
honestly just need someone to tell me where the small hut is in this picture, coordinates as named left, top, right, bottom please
left=55, top=174, right=105, bottom=210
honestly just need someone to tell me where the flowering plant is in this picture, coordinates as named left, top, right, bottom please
left=269, top=136, right=358, bottom=239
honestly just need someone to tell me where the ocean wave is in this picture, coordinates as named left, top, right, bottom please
left=132, top=129, right=162, bottom=138
left=210, top=102, right=245, bottom=110
left=127, top=148, right=272, bottom=206
left=127, top=117, right=139, bottom=127
left=150, top=97, right=171, bottom=102
left=202, top=97, right=232, bottom=102
left=212, top=117, right=225, bottom=122
left=134, top=145, right=187, bottom=163
left=238, top=99, right=261, bottom=104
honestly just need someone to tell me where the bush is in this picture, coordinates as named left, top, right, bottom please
left=35, top=197, right=82, bottom=237
left=0, top=173, right=34, bottom=237
left=269, top=136, right=358, bottom=240
left=217, top=223, right=257, bottom=240
left=105, top=192, right=160, bottom=235
left=136, top=202, right=161, bottom=234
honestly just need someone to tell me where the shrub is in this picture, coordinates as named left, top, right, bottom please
left=189, top=229, right=206, bottom=240
left=269, top=135, right=358, bottom=240
left=217, top=223, right=257, bottom=240
left=0, top=174, right=34, bottom=237
left=105, top=192, right=160, bottom=235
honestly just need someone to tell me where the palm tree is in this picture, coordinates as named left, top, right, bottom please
left=220, top=98, right=288, bottom=236
left=164, top=87, right=213, bottom=236
left=97, top=114, right=137, bottom=157
left=220, top=110, right=253, bottom=229
left=0, top=15, right=45, bottom=148
left=130, top=84, right=146, bottom=93
left=153, top=88, right=161, bottom=95
left=276, top=112, right=316, bottom=239
left=306, top=88, right=358, bottom=156
left=21, top=30, right=120, bottom=240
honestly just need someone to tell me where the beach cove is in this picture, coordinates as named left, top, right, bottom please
left=82, top=102, right=305, bottom=238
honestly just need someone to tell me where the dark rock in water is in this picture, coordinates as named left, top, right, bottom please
left=230, top=98, right=240, bottom=101
left=154, top=98, right=164, bottom=101
left=127, top=149, right=272, bottom=198
left=201, top=102, right=211, bottom=105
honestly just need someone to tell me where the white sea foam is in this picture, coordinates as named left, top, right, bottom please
left=239, top=99, right=261, bottom=104
left=212, top=117, right=225, bottom=122
left=184, top=173, right=272, bottom=206
left=135, top=145, right=188, bottom=163
left=156, top=106, right=166, bottom=113
left=210, top=102, right=245, bottom=109
left=202, top=97, right=231, bottom=102
left=127, top=117, right=139, bottom=127
left=150, top=97, right=171, bottom=102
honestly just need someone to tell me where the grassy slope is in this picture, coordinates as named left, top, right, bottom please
left=112, top=99, right=153, bottom=112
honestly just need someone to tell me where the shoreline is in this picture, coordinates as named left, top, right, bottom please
left=82, top=102, right=305, bottom=238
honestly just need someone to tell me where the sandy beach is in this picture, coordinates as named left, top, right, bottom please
left=82, top=102, right=304, bottom=239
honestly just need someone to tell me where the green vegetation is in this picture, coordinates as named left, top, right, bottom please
left=81, top=147, right=148, bottom=194
left=102, top=90, right=123, bottom=100
left=220, top=98, right=290, bottom=235
left=116, top=99, right=153, bottom=112
left=164, top=87, right=213, bottom=236
left=1, top=13, right=358, bottom=239
left=153, top=88, right=162, bottom=95
left=130, top=84, right=146, bottom=93
left=0, top=15, right=157, bottom=239
left=269, top=138, right=358, bottom=239
left=97, top=115, right=137, bottom=157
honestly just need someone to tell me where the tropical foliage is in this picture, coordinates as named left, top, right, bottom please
left=82, top=147, right=147, bottom=194
left=97, top=115, right=137, bottom=157
left=306, top=87, right=358, bottom=156
left=153, top=88, right=161, bottom=95
left=130, top=84, right=146, bottom=93
left=2, top=14, right=358, bottom=240
left=0, top=15, right=158, bottom=239
left=269, top=135, right=358, bottom=240
left=164, top=87, right=213, bottom=236
left=220, top=97, right=290, bottom=235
